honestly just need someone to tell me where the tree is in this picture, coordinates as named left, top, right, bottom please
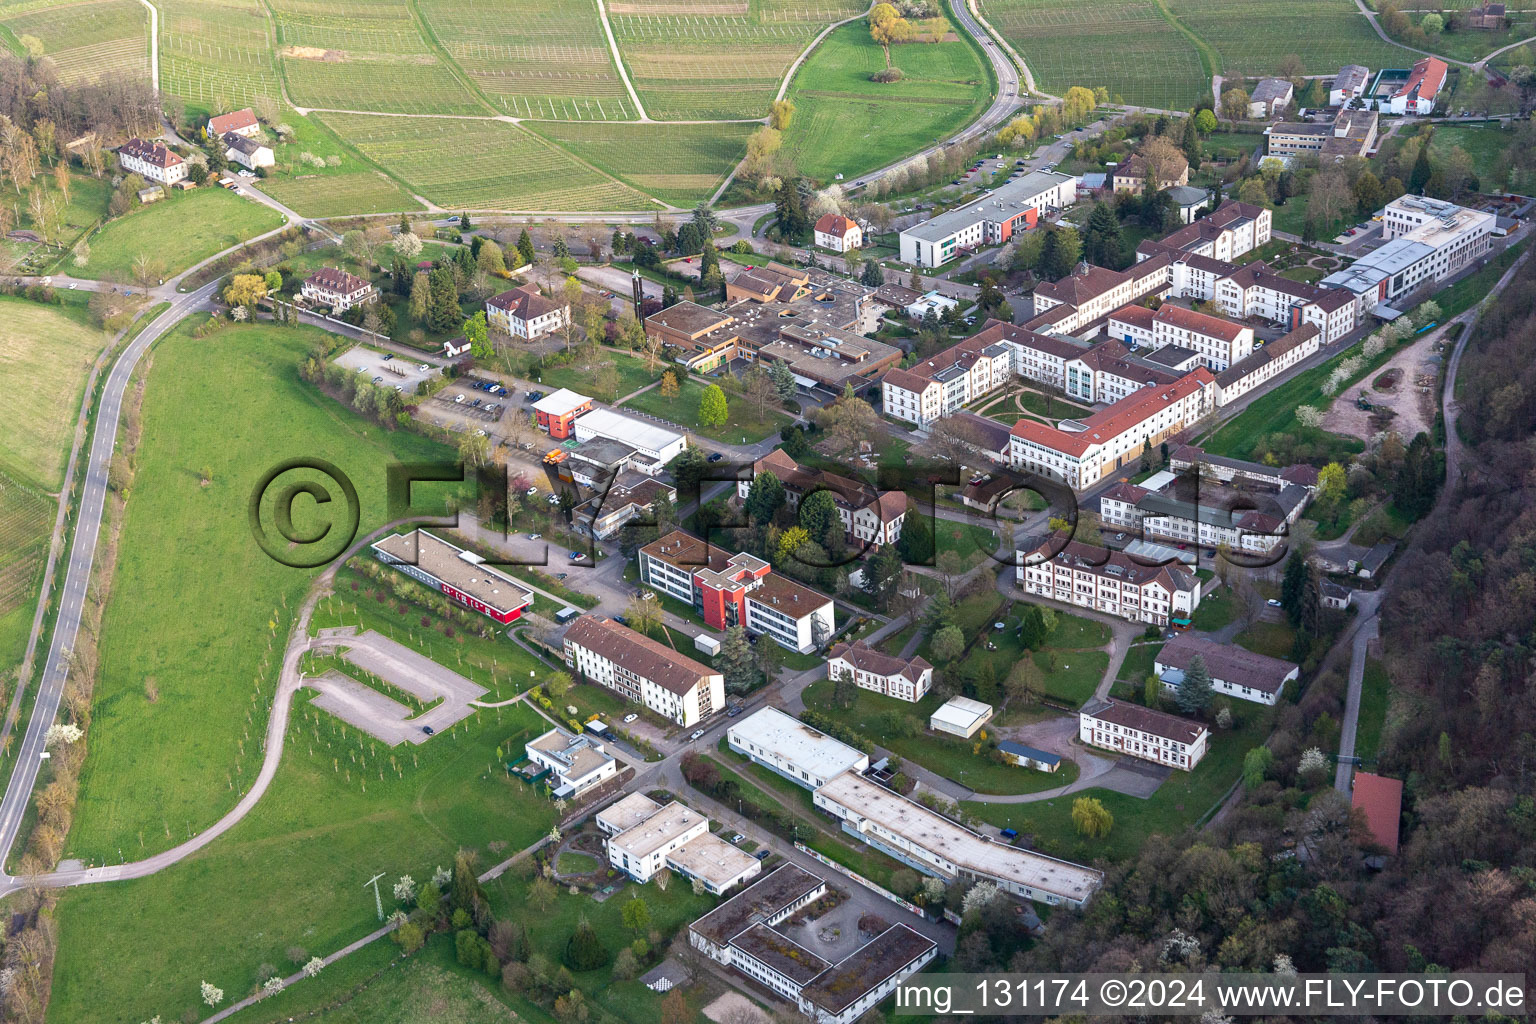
left=741, top=365, right=779, bottom=420
left=1353, top=170, right=1385, bottom=217
left=745, top=471, right=786, bottom=524
left=409, top=271, right=432, bottom=323
left=517, top=228, right=536, bottom=268
left=458, top=431, right=491, bottom=469
left=545, top=670, right=574, bottom=700
left=660, top=989, right=689, bottom=1024
left=428, top=266, right=461, bottom=333
left=1409, top=134, right=1434, bottom=193
left=718, top=626, right=757, bottom=694
left=1005, top=657, right=1044, bottom=708
left=1038, top=226, right=1081, bottom=281
left=867, top=3, right=913, bottom=71
left=1280, top=551, right=1310, bottom=628
left=529, top=876, right=558, bottom=911
left=659, top=370, right=680, bottom=399
left=222, top=273, right=267, bottom=308
left=798, top=489, right=841, bottom=550
left=1071, top=796, right=1114, bottom=838
left=1220, top=88, right=1251, bottom=122
left=768, top=360, right=798, bottom=402
left=1175, top=653, right=1214, bottom=714
left=477, top=239, right=506, bottom=276
left=563, top=916, right=609, bottom=971
left=1082, top=201, right=1123, bottom=268
left=930, top=625, right=965, bottom=663
left=1242, top=746, right=1274, bottom=789
left=698, top=383, right=729, bottom=427
left=1180, top=114, right=1202, bottom=168
left=1194, top=108, right=1219, bottom=134
left=620, top=896, right=651, bottom=935
left=896, top=504, right=933, bottom=564
left=1421, top=11, right=1443, bottom=34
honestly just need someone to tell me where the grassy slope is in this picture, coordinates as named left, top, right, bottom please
left=0, top=294, right=113, bottom=490
left=51, top=701, right=558, bottom=1024
left=782, top=23, right=991, bottom=184
left=70, top=322, right=463, bottom=864
left=77, top=187, right=286, bottom=281
left=526, top=122, right=758, bottom=208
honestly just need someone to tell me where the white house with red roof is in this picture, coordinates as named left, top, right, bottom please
left=486, top=284, right=570, bottom=340
left=826, top=641, right=932, bottom=702
left=813, top=213, right=862, bottom=252
left=879, top=329, right=1012, bottom=428
left=745, top=449, right=906, bottom=547
left=117, top=138, right=186, bottom=186
left=208, top=108, right=260, bottom=139
left=1147, top=303, right=1255, bottom=370
left=1023, top=539, right=1202, bottom=628
left=1384, top=57, right=1447, bottom=115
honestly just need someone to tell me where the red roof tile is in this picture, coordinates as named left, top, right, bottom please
left=1351, top=772, right=1403, bottom=854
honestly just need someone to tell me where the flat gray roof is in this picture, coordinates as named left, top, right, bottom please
left=372, top=530, right=533, bottom=616
left=903, top=171, right=1075, bottom=244
left=728, top=708, right=867, bottom=781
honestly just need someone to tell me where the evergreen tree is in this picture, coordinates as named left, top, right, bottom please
left=861, top=259, right=885, bottom=287
left=896, top=503, right=934, bottom=564
left=611, top=228, right=625, bottom=255
left=768, top=360, right=797, bottom=401
left=775, top=177, right=810, bottom=238
left=1180, top=115, right=1202, bottom=168
left=1409, top=135, right=1434, bottom=194
left=1175, top=653, right=1214, bottom=713
left=718, top=626, right=757, bottom=694
left=1082, top=202, right=1123, bottom=268
left=517, top=229, right=536, bottom=267
left=798, top=489, right=841, bottom=550
left=1281, top=551, right=1309, bottom=627
left=858, top=545, right=903, bottom=610
left=677, top=222, right=702, bottom=256
left=744, top=471, right=786, bottom=524
left=428, top=265, right=461, bottom=333
left=1038, top=227, right=1081, bottom=281
left=564, top=917, right=609, bottom=971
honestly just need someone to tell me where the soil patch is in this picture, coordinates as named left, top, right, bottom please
left=1320, top=327, right=1443, bottom=443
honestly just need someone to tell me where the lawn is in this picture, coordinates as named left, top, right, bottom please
left=557, top=850, right=602, bottom=874
left=1234, top=620, right=1296, bottom=660
left=536, top=351, right=660, bottom=404
left=780, top=22, right=992, bottom=184
left=1116, top=640, right=1164, bottom=686
left=965, top=704, right=1273, bottom=862
left=0, top=294, right=113, bottom=490
left=1353, top=656, right=1391, bottom=765
left=1191, top=584, right=1240, bottom=631
left=621, top=377, right=793, bottom=444
left=11, top=170, right=111, bottom=250
left=256, top=170, right=425, bottom=218
left=315, top=112, right=658, bottom=212
left=934, top=520, right=1001, bottom=572
left=69, top=321, right=471, bottom=867
left=51, top=699, right=559, bottom=1024
left=529, top=121, right=758, bottom=207
left=76, top=187, right=286, bottom=282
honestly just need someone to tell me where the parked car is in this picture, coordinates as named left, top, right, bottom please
left=418, top=363, right=430, bottom=372
left=623, top=713, right=639, bottom=723
left=1000, top=828, right=1019, bottom=840
left=421, top=725, right=434, bottom=736
left=528, top=533, right=541, bottom=540
left=455, top=394, right=465, bottom=403
left=754, top=850, right=769, bottom=861
left=1267, top=599, right=1283, bottom=607
left=614, top=614, right=629, bottom=626
left=526, top=487, right=538, bottom=496
left=555, top=572, right=567, bottom=580
left=382, top=353, right=394, bottom=361
left=707, top=452, right=724, bottom=462
left=729, top=833, right=744, bottom=844
left=690, top=729, right=705, bottom=741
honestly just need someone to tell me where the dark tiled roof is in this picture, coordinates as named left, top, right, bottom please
left=563, top=615, right=717, bottom=695
left=118, top=138, right=182, bottom=168
left=1156, top=635, right=1296, bottom=695
left=306, top=267, right=371, bottom=295
left=1082, top=697, right=1207, bottom=743
left=827, top=640, right=931, bottom=684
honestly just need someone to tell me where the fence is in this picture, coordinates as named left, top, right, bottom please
left=793, top=842, right=928, bottom=920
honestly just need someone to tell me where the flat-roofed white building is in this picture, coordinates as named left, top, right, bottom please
left=1322, top=195, right=1494, bottom=319
left=899, top=171, right=1077, bottom=267
left=596, top=792, right=661, bottom=835
left=573, top=407, right=687, bottom=465
left=929, top=696, right=994, bottom=738
left=1079, top=697, right=1208, bottom=770
left=525, top=727, right=616, bottom=798
left=814, top=772, right=1103, bottom=906
left=604, top=797, right=761, bottom=894
left=727, top=707, right=869, bottom=790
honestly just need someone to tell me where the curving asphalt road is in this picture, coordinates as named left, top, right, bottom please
left=0, top=282, right=218, bottom=888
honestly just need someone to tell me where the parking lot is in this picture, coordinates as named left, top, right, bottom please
left=433, top=376, right=512, bottom=422
left=332, top=345, right=440, bottom=392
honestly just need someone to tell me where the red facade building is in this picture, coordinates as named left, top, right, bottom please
left=372, top=530, right=534, bottom=624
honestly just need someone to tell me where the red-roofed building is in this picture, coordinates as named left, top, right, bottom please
left=208, top=108, right=260, bottom=139
left=1351, top=771, right=1403, bottom=854
left=814, top=214, right=862, bottom=253
left=117, top=138, right=186, bottom=185
left=487, top=284, right=570, bottom=340
left=302, top=267, right=374, bottom=312
left=1150, top=303, right=1255, bottom=370
left=1386, top=57, right=1447, bottom=115
left=1023, top=536, right=1201, bottom=627
left=879, top=328, right=1013, bottom=428
left=744, top=449, right=906, bottom=547
left=1009, top=368, right=1217, bottom=489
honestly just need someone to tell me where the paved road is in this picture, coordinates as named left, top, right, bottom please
left=1332, top=611, right=1381, bottom=793
left=0, top=283, right=218, bottom=886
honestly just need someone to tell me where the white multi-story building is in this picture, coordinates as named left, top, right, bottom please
left=1097, top=472, right=1312, bottom=555
left=1079, top=698, right=1208, bottom=770
left=814, top=771, right=1103, bottom=906
left=880, top=332, right=1013, bottom=428
left=208, top=108, right=261, bottom=139
left=1029, top=255, right=1172, bottom=335
left=1019, top=538, right=1201, bottom=626
left=486, top=284, right=570, bottom=340
left=900, top=171, right=1077, bottom=267
left=1321, top=195, right=1494, bottom=319
left=525, top=727, right=616, bottom=798
left=813, top=213, right=863, bottom=252
left=1009, top=368, right=1218, bottom=491
left=1155, top=635, right=1299, bottom=706
left=302, top=267, right=375, bottom=313
left=117, top=138, right=186, bottom=185
left=604, top=798, right=760, bottom=893
left=825, top=641, right=932, bottom=703
left=563, top=614, right=725, bottom=726
left=727, top=707, right=869, bottom=789
left=1213, top=323, right=1321, bottom=405
left=1213, top=263, right=1357, bottom=344
left=1330, top=65, right=1371, bottom=106
left=1382, top=57, right=1447, bottom=115
left=1147, top=304, right=1255, bottom=370
left=1145, top=200, right=1271, bottom=263
left=689, top=865, right=938, bottom=1024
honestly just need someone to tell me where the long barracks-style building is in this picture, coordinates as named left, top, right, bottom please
left=372, top=530, right=534, bottom=624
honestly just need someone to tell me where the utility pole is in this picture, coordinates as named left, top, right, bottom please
left=364, top=872, right=385, bottom=921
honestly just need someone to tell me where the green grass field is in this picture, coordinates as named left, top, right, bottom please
left=256, top=170, right=426, bottom=218
left=1354, top=656, right=1391, bottom=765
left=535, top=351, right=660, bottom=402
left=51, top=698, right=559, bottom=1024
left=68, top=321, right=469, bottom=866
left=780, top=23, right=991, bottom=184
left=0, top=0, right=149, bottom=86
left=529, top=121, right=758, bottom=207
left=0, top=294, right=113, bottom=490
left=316, top=112, right=658, bottom=212
left=610, top=0, right=866, bottom=121
left=1169, top=0, right=1417, bottom=78
left=620, top=377, right=792, bottom=443
left=76, top=187, right=286, bottom=282
left=0, top=469, right=51, bottom=667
